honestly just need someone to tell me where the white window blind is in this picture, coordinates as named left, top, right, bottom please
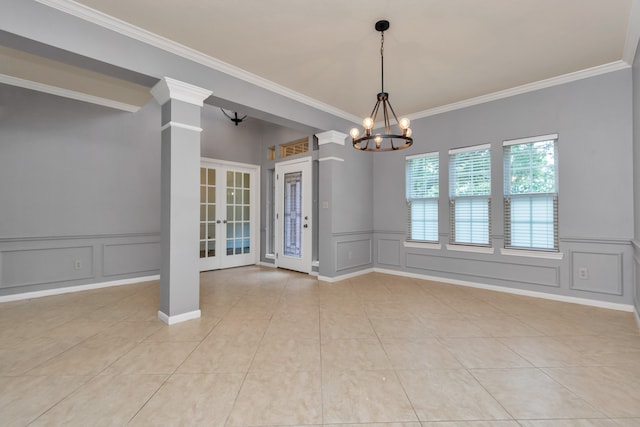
left=406, top=153, right=439, bottom=242
left=449, top=145, right=491, bottom=246
left=503, top=136, right=558, bottom=251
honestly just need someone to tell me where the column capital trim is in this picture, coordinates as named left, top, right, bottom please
left=151, top=77, right=212, bottom=106
left=160, top=121, right=203, bottom=133
left=318, top=156, right=345, bottom=162
left=316, top=130, right=348, bottom=146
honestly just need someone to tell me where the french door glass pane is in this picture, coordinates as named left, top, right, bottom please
left=226, top=168, right=251, bottom=257
left=200, top=167, right=217, bottom=259
left=284, top=171, right=302, bottom=258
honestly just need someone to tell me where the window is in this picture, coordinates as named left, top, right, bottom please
left=280, top=138, right=308, bottom=158
left=449, top=144, right=491, bottom=246
left=503, top=134, right=558, bottom=251
left=406, top=153, right=439, bottom=242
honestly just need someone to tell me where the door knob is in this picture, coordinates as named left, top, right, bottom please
left=216, top=220, right=221, bottom=224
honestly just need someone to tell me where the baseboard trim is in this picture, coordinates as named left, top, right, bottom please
left=157, top=309, right=201, bottom=325
left=0, top=275, right=160, bottom=303
left=318, top=268, right=374, bottom=283
left=374, top=268, right=634, bottom=313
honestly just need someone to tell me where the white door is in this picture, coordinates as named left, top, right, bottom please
left=275, top=157, right=312, bottom=273
left=200, top=159, right=259, bottom=271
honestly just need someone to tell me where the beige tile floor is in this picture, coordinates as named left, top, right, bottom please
left=1, top=266, right=639, bottom=426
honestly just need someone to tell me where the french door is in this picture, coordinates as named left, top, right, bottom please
left=275, top=157, right=312, bottom=273
left=200, top=159, right=258, bottom=271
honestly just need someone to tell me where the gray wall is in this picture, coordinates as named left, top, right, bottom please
left=0, top=84, right=162, bottom=295
left=372, top=69, right=635, bottom=305
left=633, top=39, right=640, bottom=316
left=318, top=138, right=374, bottom=278
left=202, top=106, right=263, bottom=166
left=0, top=84, right=314, bottom=296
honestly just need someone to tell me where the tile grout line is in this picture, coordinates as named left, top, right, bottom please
left=125, top=320, right=221, bottom=425
left=311, top=278, right=325, bottom=426
left=365, top=284, right=422, bottom=424
left=221, top=275, right=287, bottom=427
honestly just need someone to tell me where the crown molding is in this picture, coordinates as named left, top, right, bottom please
left=408, top=61, right=631, bottom=121
left=623, top=0, right=640, bottom=64
left=34, top=0, right=360, bottom=123
left=0, top=73, right=140, bottom=112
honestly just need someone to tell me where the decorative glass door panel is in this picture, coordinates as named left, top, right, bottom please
left=200, top=160, right=257, bottom=271
left=284, top=171, right=302, bottom=257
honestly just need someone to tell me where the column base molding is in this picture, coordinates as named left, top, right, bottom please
left=157, top=309, right=201, bottom=325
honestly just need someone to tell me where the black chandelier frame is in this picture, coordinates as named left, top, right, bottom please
left=351, top=20, right=413, bottom=152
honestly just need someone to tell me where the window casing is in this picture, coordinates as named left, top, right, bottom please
left=406, top=153, right=439, bottom=242
left=449, top=144, right=491, bottom=246
left=503, top=135, right=558, bottom=251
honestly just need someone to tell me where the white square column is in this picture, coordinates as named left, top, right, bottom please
left=151, top=77, right=212, bottom=325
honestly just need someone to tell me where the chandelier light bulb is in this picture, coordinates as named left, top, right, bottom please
left=405, top=128, right=413, bottom=137
left=350, top=128, right=360, bottom=139
left=375, top=135, right=383, bottom=149
left=399, top=117, right=410, bottom=130
left=363, top=117, right=374, bottom=130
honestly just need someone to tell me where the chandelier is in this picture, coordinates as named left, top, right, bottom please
left=350, top=20, right=413, bottom=152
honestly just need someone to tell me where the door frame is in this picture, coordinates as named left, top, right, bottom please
left=200, top=157, right=260, bottom=271
left=275, top=156, right=312, bottom=274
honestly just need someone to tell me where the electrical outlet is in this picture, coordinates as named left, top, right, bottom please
left=578, top=267, right=588, bottom=280
left=74, top=260, right=82, bottom=270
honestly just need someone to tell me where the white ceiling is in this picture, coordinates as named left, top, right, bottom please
left=3, top=0, right=638, bottom=120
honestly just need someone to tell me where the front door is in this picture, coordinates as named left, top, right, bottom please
left=200, top=159, right=258, bottom=271
left=275, top=157, right=312, bottom=273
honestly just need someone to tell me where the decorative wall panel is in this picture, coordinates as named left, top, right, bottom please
left=1, top=246, right=94, bottom=288
left=103, top=241, right=161, bottom=276
left=336, top=238, right=372, bottom=271
left=377, top=239, right=401, bottom=266
left=406, top=253, right=560, bottom=287
left=570, top=251, right=623, bottom=295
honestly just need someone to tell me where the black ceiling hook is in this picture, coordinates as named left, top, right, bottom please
left=221, top=108, right=247, bottom=126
